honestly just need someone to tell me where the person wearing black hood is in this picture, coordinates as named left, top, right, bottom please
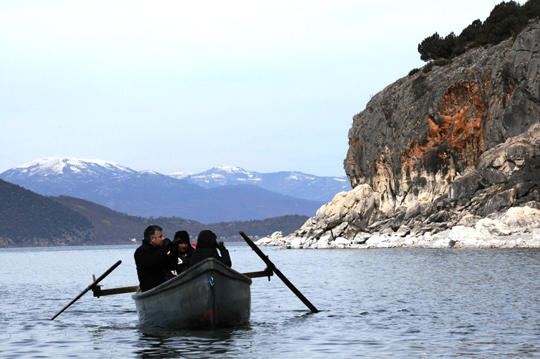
left=189, top=230, right=231, bottom=268
left=134, top=225, right=178, bottom=292
left=173, top=230, right=195, bottom=274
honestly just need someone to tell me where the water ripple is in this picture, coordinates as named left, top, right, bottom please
left=1, top=245, right=540, bottom=358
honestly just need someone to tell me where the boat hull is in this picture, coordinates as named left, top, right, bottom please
left=132, top=258, right=252, bottom=329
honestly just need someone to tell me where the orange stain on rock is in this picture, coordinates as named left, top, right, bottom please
left=401, top=81, right=488, bottom=173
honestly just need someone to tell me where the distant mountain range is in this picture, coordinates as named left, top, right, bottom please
left=0, top=177, right=309, bottom=247
left=0, top=157, right=350, bottom=223
left=171, top=166, right=350, bottom=202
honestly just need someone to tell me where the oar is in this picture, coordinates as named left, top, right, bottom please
left=239, top=231, right=319, bottom=313
left=50, top=260, right=122, bottom=320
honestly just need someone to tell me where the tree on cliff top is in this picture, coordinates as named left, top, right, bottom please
left=418, top=0, right=539, bottom=62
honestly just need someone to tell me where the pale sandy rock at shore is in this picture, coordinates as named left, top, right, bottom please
left=255, top=231, right=287, bottom=246
left=289, top=236, right=304, bottom=249
left=475, top=219, right=512, bottom=236
left=257, top=230, right=540, bottom=249
left=333, top=237, right=351, bottom=248
left=497, top=206, right=540, bottom=229
left=256, top=207, right=540, bottom=249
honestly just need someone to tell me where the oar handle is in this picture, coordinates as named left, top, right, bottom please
left=51, top=260, right=122, bottom=320
left=239, top=231, right=319, bottom=313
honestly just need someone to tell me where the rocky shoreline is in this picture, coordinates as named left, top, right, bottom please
left=257, top=205, right=540, bottom=249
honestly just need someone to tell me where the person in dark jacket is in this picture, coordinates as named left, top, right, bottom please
left=174, top=230, right=194, bottom=274
left=134, top=225, right=178, bottom=292
left=189, top=230, right=231, bottom=268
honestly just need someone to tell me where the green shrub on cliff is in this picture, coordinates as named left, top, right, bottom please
left=418, top=0, right=540, bottom=62
left=417, top=32, right=457, bottom=61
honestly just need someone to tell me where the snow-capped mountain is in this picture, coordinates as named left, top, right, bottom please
left=1, top=157, right=137, bottom=195
left=0, top=157, right=326, bottom=223
left=170, top=166, right=261, bottom=186
left=170, top=166, right=351, bottom=202
left=8, top=157, right=136, bottom=178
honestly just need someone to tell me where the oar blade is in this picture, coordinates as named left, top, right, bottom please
left=239, top=231, right=319, bottom=313
left=50, top=260, right=122, bottom=320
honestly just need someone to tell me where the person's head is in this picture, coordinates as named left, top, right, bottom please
left=174, top=230, right=191, bottom=253
left=196, top=230, right=217, bottom=249
left=144, top=225, right=164, bottom=248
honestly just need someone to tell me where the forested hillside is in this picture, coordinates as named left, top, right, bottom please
left=53, top=196, right=308, bottom=242
left=0, top=179, right=96, bottom=246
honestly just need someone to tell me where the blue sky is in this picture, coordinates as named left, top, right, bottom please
left=0, top=0, right=504, bottom=176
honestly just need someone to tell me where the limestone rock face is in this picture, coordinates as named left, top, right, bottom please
left=345, top=21, right=540, bottom=213
left=262, top=21, right=540, bottom=249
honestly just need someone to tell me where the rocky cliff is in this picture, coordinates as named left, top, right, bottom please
left=261, top=20, right=540, bottom=248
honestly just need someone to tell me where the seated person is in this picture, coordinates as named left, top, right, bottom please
left=173, top=230, right=194, bottom=274
left=189, top=230, right=231, bottom=268
left=134, top=225, right=178, bottom=292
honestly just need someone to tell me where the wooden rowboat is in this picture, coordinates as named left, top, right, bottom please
left=50, top=232, right=316, bottom=326
left=132, top=258, right=252, bottom=329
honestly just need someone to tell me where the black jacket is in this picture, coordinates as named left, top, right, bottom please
left=190, top=230, right=232, bottom=268
left=134, top=240, right=178, bottom=292
left=176, top=245, right=195, bottom=274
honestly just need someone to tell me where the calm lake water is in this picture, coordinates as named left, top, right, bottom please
left=1, top=243, right=540, bottom=358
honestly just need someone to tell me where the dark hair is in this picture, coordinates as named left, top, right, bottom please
left=196, top=230, right=218, bottom=249
left=174, top=230, right=190, bottom=244
left=144, top=225, right=163, bottom=242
